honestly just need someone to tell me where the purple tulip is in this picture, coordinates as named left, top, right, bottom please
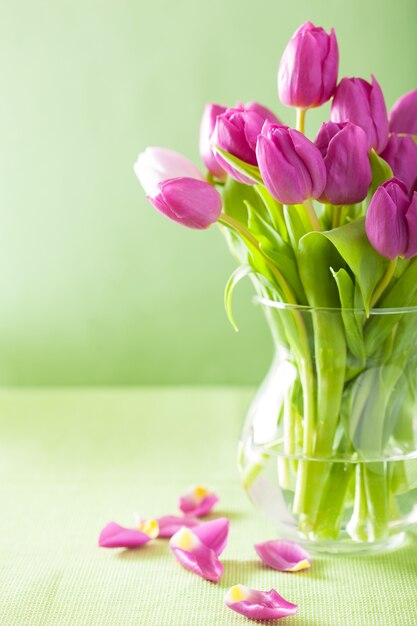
left=211, top=103, right=279, bottom=184
left=199, top=103, right=228, bottom=180
left=315, top=121, right=372, bottom=205
left=389, top=89, right=417, bottom=135
left=278, top=21, right=339, bottom=108
left=366, top=178, right=417, bottom=259
left=134, top=147, right=222, bottom=229
left=256, top=121, right=326, bottom=204
left=330, top=76, right=389, bottom=154
left=380, top=134, right=417, bottom=191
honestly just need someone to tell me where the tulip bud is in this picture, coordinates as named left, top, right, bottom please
left=256, top=122, right=326, bottom=204
left=314, top=121, right=372, bottom=205
left=199, top=103, right=228, bottom=180
left=330, top=76, right=389, bottom=154
left=389, top=89, right=417, bottom=135
left=366, top=178, right=417, bottom=259
left=380, top=134, right=417, bottom=191
left=278, top=21, right=339, bottom=109
left=211, top=103, right=279, bottom=184
left=134, top=147, right=222, bottom=229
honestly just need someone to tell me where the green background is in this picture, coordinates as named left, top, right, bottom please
left=0, top=0, right=416, bottom=386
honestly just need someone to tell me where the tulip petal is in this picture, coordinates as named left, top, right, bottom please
left=178, top=485, right=219, bottom=517
left=404, top=192, right=417, bottom=259
left=193, top=518, right=230, bottom=556
left=316, top=121, right=372, bottom=204
left=225, top=585, right=298, bottom=620
left=98, top=520, right=159, bottom=548
left=381, top=134, right=417, bottom=192
left=169, top=527, right=223, bottom=583
left=199, top=103, right=228, bottom=180
left=390, top=89, right=417, bottom=135
left=135, top=147, right=204, bottom=196
left=255, top=540, right=311, bottom=572
left=155, top=515, right=200, bottom=538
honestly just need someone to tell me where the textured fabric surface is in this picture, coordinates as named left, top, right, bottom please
left=0, top=388, right=416, bottom=626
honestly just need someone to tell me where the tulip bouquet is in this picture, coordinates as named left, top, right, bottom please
left=136, top=22, right=417, bottom=546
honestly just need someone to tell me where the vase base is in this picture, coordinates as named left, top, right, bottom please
left=282, top=531, right=406, bottom=556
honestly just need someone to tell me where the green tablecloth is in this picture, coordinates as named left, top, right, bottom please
left=1, top=388, right=416, bottom=625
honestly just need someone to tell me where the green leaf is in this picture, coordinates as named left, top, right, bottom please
left=298, top=232, right=348, bottom=453
left=253, top=185, right=288, bottom=241
left=245, top=202, right=306, bottom=303
left=298, top=231, right=345, bottom=307
left=364, top=150, right=393, bottom=210
left=212, top=146, right=263, bottom=184
left=331, top=268, right=366, bottom=362
left=283, top=204, right=312, bottom=250
left=364, top=258, right=417, bottom=355
left=224, top=265, right=255, bottom=331
left=221, top=177, right=251, bottom=224
left=323, top=218, right=388, bottom=315
left=220, top=178, right=268, bottom=265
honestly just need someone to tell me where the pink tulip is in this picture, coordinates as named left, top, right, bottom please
left=315, top=121, right=372, bottom=205
left=278, top=21, right=339, bottom=108
left=256, top=122, right=326, bottom=204
left=211, top=103, right=279, bottom=184
left=330, top=76, right=389, bottom=154
left=199, top=103, right=228, bottom=179
left=366, top=178, right=417, bottom=259
left=134, top=147, right=222, bottom=229
left=389, top=89, right=417, bottom=135
left=380, top=134, right=417, bottom=191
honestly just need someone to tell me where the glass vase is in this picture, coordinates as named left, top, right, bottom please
left=239, top=298, right=417, bottom=554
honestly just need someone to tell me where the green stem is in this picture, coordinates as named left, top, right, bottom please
left=364, top=462, right=389, bottom=540
left=314, top=461, right=354, bottom=540
left=304, top=198, right=321, bottom=231
left=219, top=213, right=315, bottom=449
left=332, top=204, right=343, bottom=229
left=347, top=464, right=369, bottom=541
left=296, top=107, right=306, bottom=135
left=219, top=215, right=319, bottom=513
left=369, top=258, right=397, bottom=309
left=278, top=386, right=296, bottom=490
left=295, top=107, right=322, bottom=234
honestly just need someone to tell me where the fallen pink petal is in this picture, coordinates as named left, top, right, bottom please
left=192, top=517, right=229, bottom=555
left=155, top=515, right=200, bottom=538
left=255, top=539, right=312, bottom=572
left=98, top=519, right=159, bottom=549
left=169, top=527, right=224, bottom=582
left=225, top=585, right=298, bottom=620
left=178, top=486, right=219, bottom=517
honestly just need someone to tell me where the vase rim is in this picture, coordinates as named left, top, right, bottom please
left=254, top=296, right=417, bottom=315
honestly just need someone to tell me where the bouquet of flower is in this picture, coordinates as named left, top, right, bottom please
left=135, top=22, right=417, bottom=545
